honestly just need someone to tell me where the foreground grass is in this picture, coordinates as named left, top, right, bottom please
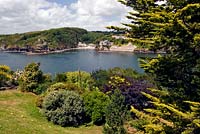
left=0, top=90, right=102, bottom=134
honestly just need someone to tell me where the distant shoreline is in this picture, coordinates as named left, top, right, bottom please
left=1, top=45, right=165, bottom=55
left=25, top=46, right=95, bottom=55
left=0, top=46, right=95, bottom=55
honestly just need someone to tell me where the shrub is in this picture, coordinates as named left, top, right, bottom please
left=46, top=82, right=66, bottom=92
left=34, top=82, right=52, bottom=96
left=103, top=89, right=127, bottom=134
left=47, top=82, right=82, bottom=94
left=91, top=69, right=110, bottom=90
left=103, top=75, right=154, bottom=110
left=108, top=67, right=141, bottom=79
left=54, top=73, right=67, bottom=82
left=83, top=91, right=110, bottom=125
left=36, top=82, right=82, bottom=108
left=42, top=90, right=85, bottom=127
left=91, top=67, right=143, bottom=90
left=0, top=65, right=12, bottom=87
left=66, top=71, right=93, bottom=90
left=18, top=62, right=44, bottom=94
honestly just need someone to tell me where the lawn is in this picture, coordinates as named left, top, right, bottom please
left=0, top=90, right=102, bottom=134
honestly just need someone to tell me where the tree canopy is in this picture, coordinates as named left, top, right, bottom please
left=0, top=27, right=113, bottom=51
left=108, top=1, right=200, bottom=132
left=109, top=0, right=200, bottom=105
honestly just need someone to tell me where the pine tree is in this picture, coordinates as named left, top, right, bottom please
left=130, top=88, right=200, bottom=134
left=140, top=2, right=200, bottom=105
left=110, top=0, right=200, bottom=106
left=109, top=1, right=200, bottom=133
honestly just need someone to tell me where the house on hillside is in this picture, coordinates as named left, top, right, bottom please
left=96, top=40, right=113, bottom=51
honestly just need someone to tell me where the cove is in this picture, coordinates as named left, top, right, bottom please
left=0, top=50, right=155, bottom=75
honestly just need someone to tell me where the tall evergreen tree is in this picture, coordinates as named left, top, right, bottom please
left=130, top=88, right=200, bottom=134
left=109, top=0, right=200, bottom=105
left=103, top=89, right=127, bottom=134
left=107, top=0, right=200, bottom=133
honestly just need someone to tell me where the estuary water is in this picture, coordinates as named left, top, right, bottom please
left=0, top=50, right=153, bottom=74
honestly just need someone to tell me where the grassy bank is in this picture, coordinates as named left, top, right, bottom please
left=0, top=90, right=102, bottom=134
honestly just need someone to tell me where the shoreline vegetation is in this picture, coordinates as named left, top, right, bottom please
left=0, top=44, right=166, bottom=55
left=0, top=27, right=166, bottom=55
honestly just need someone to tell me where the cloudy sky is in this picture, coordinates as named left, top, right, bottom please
left=0, top=0, right=131, bottom=34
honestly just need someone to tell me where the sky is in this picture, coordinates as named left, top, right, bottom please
left=0, top=0, right=131, bottom=34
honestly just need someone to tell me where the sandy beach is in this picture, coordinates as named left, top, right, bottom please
left=109, top=44, right=136, bottom=52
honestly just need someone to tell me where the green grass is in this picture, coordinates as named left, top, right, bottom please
left=0, top=90, right=102, bottom=134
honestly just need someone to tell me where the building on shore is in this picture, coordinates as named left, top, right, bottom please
left=96, top=40, right=113, bottom=51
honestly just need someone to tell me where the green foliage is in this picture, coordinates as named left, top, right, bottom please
left=91, top=67, right=142, bottom=90
left=66, top=71, right=93, bottom=91
left=42, top=90, right=85, bottom=127
left=54, top=71, right=94, bottom=92
left=81, top=31, right=112, bottom=44
left=113, top=38, right=129, bottom=46
left=112, top=1, right=200, bottom=133
left=113, top=0, right=200, bottom=107
left=47, top=82, right=82, bottom=94
left=45, top=27, right=87, bottom=48
left=108, top=67, right=141, bottom=79
left=130, top=119, right=149, bottom=131
left=18, top=62, right=44, bottom=94
left=0, top=90, right=102, bottom=134
left=34, top=74, right=52, bottom=94
left=0, top=27, right=115, bottom=51
left=103, top=75, right=154, bottom=110
left=130, top=88, right=200, bottom=134
left=0, top=27, right=87, bottom=50
left=83, top=91, right=110, bottom=125
left=34, top=82, right=51, bottom=95
left=91, top=69, right=110, bottom=90
left=103, top=89, right=127, bottom=134
left=46, top=82, right=70, bottom=92
left=54, top=73, right=67, bottom=82
left=0, top=65, right=12, bottom=87
left=36, top=82, right=83, bottom=108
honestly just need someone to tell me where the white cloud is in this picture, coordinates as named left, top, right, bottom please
left=0, top=0, right=130, bottom=34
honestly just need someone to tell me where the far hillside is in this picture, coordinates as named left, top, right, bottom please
left=0, top=27, right=115, bottom=52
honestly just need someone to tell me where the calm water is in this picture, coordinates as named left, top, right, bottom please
left=0, top=50, right=153, bottom=74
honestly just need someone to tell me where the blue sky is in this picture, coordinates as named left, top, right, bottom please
left=0, top=0, right=130, bottom=34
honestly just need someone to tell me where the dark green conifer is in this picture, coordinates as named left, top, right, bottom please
left=109, top=0, right=200, bottom=106
left=103, top=89, right=127, bottom=134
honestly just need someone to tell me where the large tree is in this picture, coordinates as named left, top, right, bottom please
left=106, top=1, right=200, bottom=133
left=109, top=0, right=200, bottom=105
